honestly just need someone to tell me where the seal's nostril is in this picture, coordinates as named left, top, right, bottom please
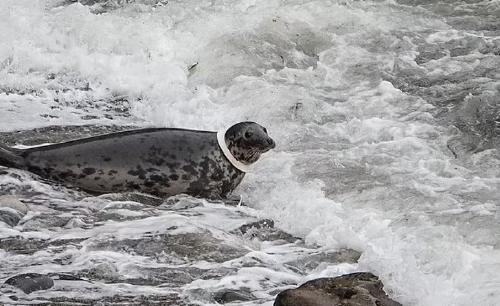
left=268, top=138, right=276, bottom=148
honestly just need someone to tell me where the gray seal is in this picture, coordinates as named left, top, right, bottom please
left=0, top=122, right=275, bottom=198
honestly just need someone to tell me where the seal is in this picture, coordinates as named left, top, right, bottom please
left=0, top=122, right=275, bottom=198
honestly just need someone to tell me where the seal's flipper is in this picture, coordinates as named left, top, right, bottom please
left=0, top=144, right=23, bottom=168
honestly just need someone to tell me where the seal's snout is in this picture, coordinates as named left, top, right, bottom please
left=259, top=136, right=275, bottom=152
left=267, top=137, right=276, bottom=149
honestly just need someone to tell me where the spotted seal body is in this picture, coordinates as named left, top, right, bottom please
left=0, top=122, right=275, bottom=198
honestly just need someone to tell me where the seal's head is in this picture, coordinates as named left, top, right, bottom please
left=225, top=122, right=275, bottom=165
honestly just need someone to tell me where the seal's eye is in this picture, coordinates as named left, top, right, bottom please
left=244, top=131, right=253, bottom=139
left=263, top=128, right=267, bottom=134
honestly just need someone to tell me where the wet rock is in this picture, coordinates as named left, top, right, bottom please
left=54, top=0, right=170, bottom=14
left=89, top=232, right=247, bottom=263
left=49, top=237, right=87, bottom=247
left=0, top=196, right=28, bottom=226
left=0, top=237, right=86, bottom=255
left=0, top=125, right=135, bottom=147
left=0, top=209, right=21, bottom=227
left=95, top=211, right=143, bottom=222
left=4, top=273, right=54, bottom=294
left=214, top=288, right=256, bottom=304
left=20, top=214, right=72, bottom=230
left=159, top=194, right=244, bottom=210
left=51, top=254, right=74, bottom=265
left=159, top=194, right=204, bottom=210
left=415, top=47, right=447, bottom=65
left=238, top=219, right=275, bottom=233
left=64, top=217, right=90, bottom=229
left=48, top=294, right=189, bottom=306
left=76, top=264, right=235, bottom=288
left=99, top=192, right=164, bottom=206
left=274, top=272, right=401, bottom=306
left=93, top=196, right=160, bottom=222
left=232, top=219, right=300, bottom=243
left=78, top=265, right=198, bottom=286
left=127, top=268, right=195, bottom=286
left=0, top=237, right=48, bottom=255
left=86, top=262, right=121, bottom=282
left=47, top=273, right=86, bottom=281
left=199, top=267, right=235, bottom=280
left=446, top=94, right=500, bottom=156
left=285, top=248, right=361, bottom=272
left=188, top=287, right=257, bottom=305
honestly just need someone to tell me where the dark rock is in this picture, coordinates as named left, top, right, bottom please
left=49, top=237, right=87, bottom=247
left=5, top=273, right=54, bottom=294
left=0, top=237, right=48, bottom=255
left=274, top=272, right=401, bottom=306
left=0, top=236, right=87, bottom=255
left=232, top=219, right=300, bottom=243
left=238, top=219, right=275, bottom=233
left=0, top=209, right=21, bottom=227
left=20, top=214, right=72, bottom=230
left=48, top=273, right=86, bottom=281
left=84, top=262, right=120, bottom=282
left=214, top=288, right=256, bottom=303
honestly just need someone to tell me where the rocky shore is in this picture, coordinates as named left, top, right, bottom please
left=1, top=191, right=400, bottom=306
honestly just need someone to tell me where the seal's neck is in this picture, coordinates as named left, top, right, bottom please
left=226, top=139, right=260, bottom=165
left=216, top=131, right=250, bottom=172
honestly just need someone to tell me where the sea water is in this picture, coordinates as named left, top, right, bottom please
left=0, top=0, right=499, bottom=305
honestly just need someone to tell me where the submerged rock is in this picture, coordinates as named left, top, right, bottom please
left=274, top=272, right=401, bottom=306
left=4, top=273, right=54, bottom=294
